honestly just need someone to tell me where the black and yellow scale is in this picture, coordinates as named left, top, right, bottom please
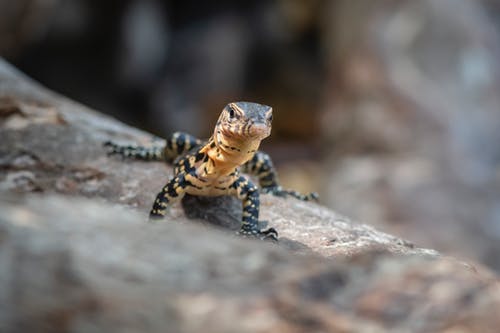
left=105, top=102, right=317, bottom=240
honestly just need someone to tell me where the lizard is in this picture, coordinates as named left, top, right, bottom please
left=104, top=101, right=318, bottom=241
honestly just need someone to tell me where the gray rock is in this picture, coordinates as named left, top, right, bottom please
left=1, top=57, right=499, bottom=332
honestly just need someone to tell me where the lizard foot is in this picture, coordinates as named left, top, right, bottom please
left=148, top=213, right=165, bottom=223
left=238, top=226, right=278, bottom=242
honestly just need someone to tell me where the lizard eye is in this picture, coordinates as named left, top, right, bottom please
left=228, top=108, right=235, bottom=118
left=268, top=114, right=273, bottom=122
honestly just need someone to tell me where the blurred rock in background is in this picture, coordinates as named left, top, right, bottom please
left=1, top=0, right=500, bottom=271
left=321, top=0, right=500, bottom=269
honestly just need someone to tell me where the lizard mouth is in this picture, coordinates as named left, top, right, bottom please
left=220, top=122, right=271, bottom=140
left=246, top=122, right=271, bottom=139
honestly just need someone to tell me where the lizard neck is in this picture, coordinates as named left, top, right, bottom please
left=201, top=132, right=261, bottom=176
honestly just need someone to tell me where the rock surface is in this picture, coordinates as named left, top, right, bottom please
left=1, top=58, right=499, bottom=332
left=320, top=0, right=500, bottom=271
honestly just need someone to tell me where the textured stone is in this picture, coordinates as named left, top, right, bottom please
left=1, top=58, right=499, bottom=333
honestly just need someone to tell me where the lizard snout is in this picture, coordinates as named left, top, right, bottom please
left=247, top=121, right=271, bottom=139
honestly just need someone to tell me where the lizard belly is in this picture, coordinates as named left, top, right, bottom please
left=184, top=172, right=234, bottom=196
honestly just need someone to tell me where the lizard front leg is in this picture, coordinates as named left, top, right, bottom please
left=149, top=174, right=187, bottom=219
left=229, top=175, right=278, bottom=241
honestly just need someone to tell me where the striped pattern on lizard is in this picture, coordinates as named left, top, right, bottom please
left=105, top=101, right=318, bottom=241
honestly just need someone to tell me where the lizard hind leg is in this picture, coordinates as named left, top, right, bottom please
left=242, top=151, right=319, bottom=202
left=104, top=141, right=165, bottom=161
left=104, top=131, right=203, bottom=163
left=261, top=186, right=319, bottom=201
left=164, top=132, right=204, bottom=163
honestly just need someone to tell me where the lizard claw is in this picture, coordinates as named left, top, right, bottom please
left=306, top=192, right=319, bottom=202
left=238, top=227, right=278, bottom=242
left=259, top=227, right=279, bottom=242
left=148, top=213, right=164, bottom=223
left=103, top=141, right=119, bottom=156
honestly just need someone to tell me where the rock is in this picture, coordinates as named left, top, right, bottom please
left=1, top=195, right=499, bottom=333
left=1, top=58, right=499, bottom=332
left=0, top=57, right=431, bottom=259
left=320, top=0, right=500, bottom=271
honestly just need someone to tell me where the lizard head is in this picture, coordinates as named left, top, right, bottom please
left=208, top=102, right=272, bottom=167
left=216, top=102, right=273, bottom=141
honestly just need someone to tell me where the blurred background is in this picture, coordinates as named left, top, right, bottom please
left=1, top=0, right=500, bottom=271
